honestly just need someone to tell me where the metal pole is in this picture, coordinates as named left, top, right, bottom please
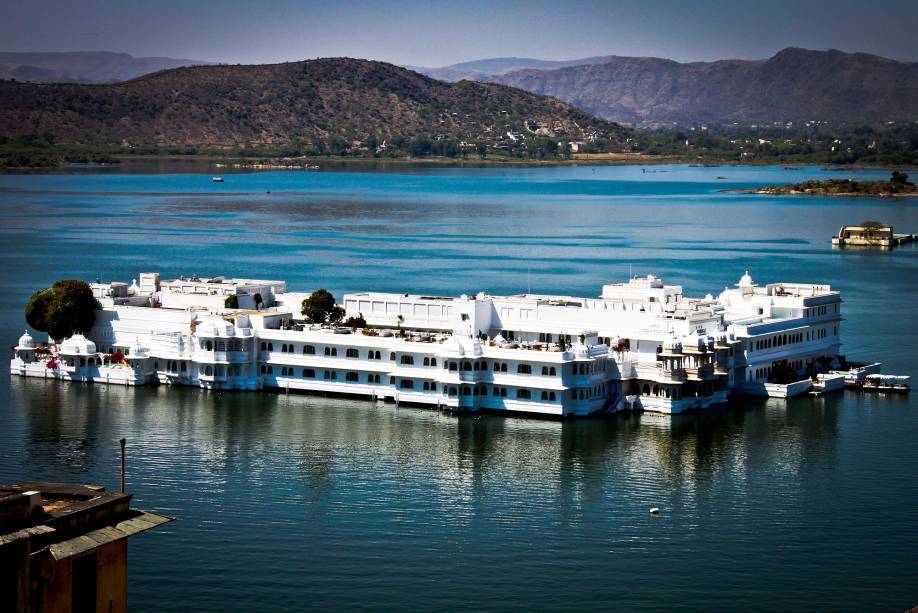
left=120, top=438, right=126, bottom=493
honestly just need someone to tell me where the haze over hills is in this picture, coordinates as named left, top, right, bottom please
left=0, top=58, right=623, bottom=148
left=0, top=51, right=211, bottom=83
left=408, top=56, right=613, bottom=82
left=418, top=48, right=918, bottom=126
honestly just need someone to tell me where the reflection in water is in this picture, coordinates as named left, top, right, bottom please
left=1, top=164, right=916, bottom=611
left=10, top=378, right=841, bottom=519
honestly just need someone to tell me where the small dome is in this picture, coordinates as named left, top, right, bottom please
left=17, top=330, right=34, bottom=349
left=737, top=270, right=754, bottom=288
left=59, top=334, right=96, bottom=355
left=572, top=342, right=589, bottom=357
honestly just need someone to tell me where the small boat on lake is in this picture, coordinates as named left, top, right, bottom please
left=211, top=177, right=224, bottom=183
left=857, top=374, right=910, bottom=393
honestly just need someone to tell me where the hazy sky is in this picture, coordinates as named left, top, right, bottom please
left=2, top=0, right=917, bottom=66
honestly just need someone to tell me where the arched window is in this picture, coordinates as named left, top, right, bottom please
left=430, top=358, right=437, bottom=367
left=205, top=366, right=213, bottom=376
left=541, top=366, right=549, bottom=375
left=266, top=366, right=273, bottom=374
left=346, top=371, right=359, bottom=382
left=541, top=391, right=548, bottom=400
left=423, top=357, right=430, bottom=366
left=303, top=368, right=315, bottom=378
left=642, top=384, right=650, bottom=395
left=267, top=343, right=273, bottom=351
left=449, top=362, right=458, bottom=371
left=205, top=341, right=213, bottom=351
left=400, top=355, right=414, bottom=365
left=518, top=364, right=531, bottom=374
left=346, top=348, right=359, bottom=358
left=461, top=386, right=472, bottom=396
left=549, top=392, right=556, bottom=401
left=304, top=345, right=315, bottom=355
left=501, top=363, right=507, bottom=372
left=400, top=379, right=415, bottom=389
left=461, top=361, right=472, bottom=371
left=517, top=389, right=531, bottom=399
left=549, top=367, right=556, bottom=376
left=493, top=362, right=500, bottom=371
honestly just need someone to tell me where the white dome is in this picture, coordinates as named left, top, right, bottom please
left=737, top=270, right=754, bottom=287
left=59, top=334, right=96, bottom=355
left=572, top=342, right=589, bottom=357
left=16, top=330, right=34, bottom=349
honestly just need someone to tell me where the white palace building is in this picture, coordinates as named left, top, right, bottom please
left=10, top=270, right=844, bottom=417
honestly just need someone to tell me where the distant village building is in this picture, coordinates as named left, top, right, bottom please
left=0, top=482, right=171, bottom=612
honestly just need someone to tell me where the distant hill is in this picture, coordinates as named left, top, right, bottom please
left=0, top=51, right=211, bottom=83
left=486, top=48, right=918, bottom=125
left=409, top=56, right=613, bottom=82
left=0, top=58, right=624, bottom=148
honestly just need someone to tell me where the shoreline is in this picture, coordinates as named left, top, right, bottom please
left=4, top=152, right=918, bottom=173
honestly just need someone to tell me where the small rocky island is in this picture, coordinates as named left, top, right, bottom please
left=746, top=171, right=917, bottom=197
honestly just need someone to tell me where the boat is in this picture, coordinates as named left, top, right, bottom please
left=858, top=374, right=910, bottom=393
left=211, top=177, right=224, bottom=183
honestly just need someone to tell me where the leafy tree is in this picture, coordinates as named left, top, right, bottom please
left=224, top=295, right=239, bottom=309
left=301, top=289, right=345, bottom=325
left=891, top=170, right=910, bottom=185
left=24, top=279, right=97, bottom=340
left=344, top=313, right=367, bottom=328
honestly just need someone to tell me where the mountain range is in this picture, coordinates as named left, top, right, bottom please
left=415, top=48, right=918, bottom=125
left=0, top=58, right=622, bottom=148
left=0, top=51, right=211, bottom=83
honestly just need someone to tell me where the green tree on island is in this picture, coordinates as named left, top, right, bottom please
left=301, top=289, right=345, bottom=325
left=25, top=279, right=98, bottom=340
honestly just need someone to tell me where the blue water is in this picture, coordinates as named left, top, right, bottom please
left=1, top=163, right=916, bottom=611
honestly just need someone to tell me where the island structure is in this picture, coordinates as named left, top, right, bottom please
left=11, top=271, right=847, bottom=417
left=832, top=222, right=914, bottom=248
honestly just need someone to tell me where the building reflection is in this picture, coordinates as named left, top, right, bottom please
left=11, top=379, right=842, bottom=523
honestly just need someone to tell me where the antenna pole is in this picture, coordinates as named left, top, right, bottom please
left=120, top=438, right=126, bottom=493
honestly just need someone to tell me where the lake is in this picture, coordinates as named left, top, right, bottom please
left=1, top=162, right=916, bottom=611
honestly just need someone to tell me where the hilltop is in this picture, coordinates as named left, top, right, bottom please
left=422, top=48, right=918, bottom=126
left=0, top=58, right=626, bottom=152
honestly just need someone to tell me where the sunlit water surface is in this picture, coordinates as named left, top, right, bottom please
left=0, top=162, right=915, bottom=611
